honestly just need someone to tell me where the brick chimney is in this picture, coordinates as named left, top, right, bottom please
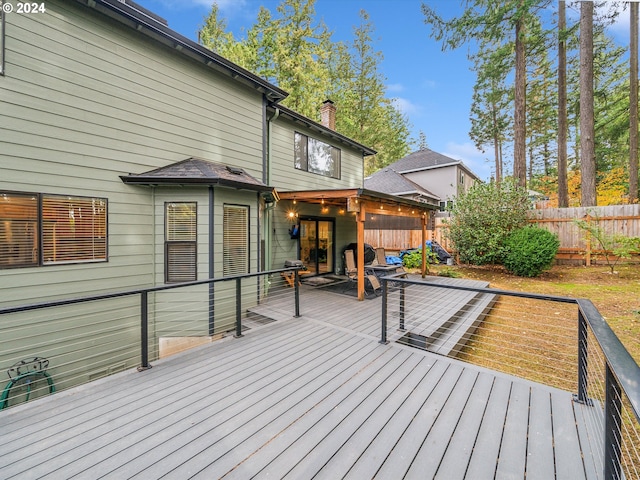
left=320, top=99, right=336, bottom=130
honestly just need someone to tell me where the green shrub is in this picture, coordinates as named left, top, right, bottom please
left=447, top=179, right=531, bottom=265
left=503, top=226, right=559, bottom=277
left=402, top=249, right=437, bottom=270
left=437, top=267, right=462, bottom=278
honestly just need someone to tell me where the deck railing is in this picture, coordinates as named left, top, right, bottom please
left=0, top=267, right=302, bottom=410
left=379, top=276, right=640, bottom=480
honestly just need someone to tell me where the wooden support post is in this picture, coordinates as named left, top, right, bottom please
left=585, top=214, right=592, bottom=266
left=357, top=204, right=366, bottom=301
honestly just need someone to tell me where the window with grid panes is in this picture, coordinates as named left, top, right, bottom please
left=165, top=202, right=197, bottom=282
left=223, top=205, right=249, bottom=276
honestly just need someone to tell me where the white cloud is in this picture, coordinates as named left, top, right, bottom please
left=443, top=141, right=493, bottom=181
left=391, top=97, right=422, bottom=116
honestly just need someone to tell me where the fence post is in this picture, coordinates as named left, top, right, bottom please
left=399, top=282, right=406, bottom=331
left=604, top=363, right=623, bottom=480
left=380, top=279, right=388, bottom=344
left=576, top=309, right=590, bottom=404
left=138, top=291, right=152, bottom=371
left=294, top=269, right=300, bottom=318
left=234, top=277, right=243, bottom=338
left=585, top=214, right=592, bottom=267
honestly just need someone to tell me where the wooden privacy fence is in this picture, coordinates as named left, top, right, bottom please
left=367, top=205, right=640, bottom=264
left=528, top=204, right=640, bottom=264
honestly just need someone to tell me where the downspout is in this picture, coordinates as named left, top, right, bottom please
left=208, top=185, right=215, bottom=335
left=264, top=99, right=281, bottom=272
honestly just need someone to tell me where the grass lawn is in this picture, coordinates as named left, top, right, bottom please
left=429, top=262, right=640, bottom=365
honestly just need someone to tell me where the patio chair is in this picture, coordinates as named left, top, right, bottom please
left=343, top=249, right=381, bottom=297
left=375, top=247, right=406, bottom=274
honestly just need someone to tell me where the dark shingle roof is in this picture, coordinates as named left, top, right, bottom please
left=365, top=168, right=439, bottom=200
left=120, top=158, right=273, bottom=193
left=388, top=148, right=479, bottom=179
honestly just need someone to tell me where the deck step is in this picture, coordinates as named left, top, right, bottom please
left=394, top=277, right=496, bottom=357
left=429, top=292, right=496, bottom=357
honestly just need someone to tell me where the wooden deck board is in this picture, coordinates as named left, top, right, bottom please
left=495, top=381, right=531, bottom=479
left=527, top=389, right=556, bottom=480
left=552, top=395, right=589, bottom=480
left=405, top=368, right=481, bottom=478
left=433, top=372, right=496, bottom=478
left=0, top=284, right=604, bottom=480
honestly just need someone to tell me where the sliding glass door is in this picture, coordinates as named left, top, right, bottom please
left=300, top=218, right=334, bottom=275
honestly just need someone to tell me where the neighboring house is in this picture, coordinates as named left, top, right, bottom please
left=363, top=167, right=440, bottom=208
left=0, top=0, right=432, bottom=388
left=366, top=148, right=481, bottom=211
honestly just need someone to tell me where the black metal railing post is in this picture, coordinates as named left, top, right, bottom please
left=138, top=291, right=151, bottom=371
left=380, top=279, right=388, bottom=344
left=399, top=282, right=406, bottom=331
left=576, top=309, right=590, bottom=404
left=294, top=269, right=300, bottom=318
left=604, top=363, right=623, bottom=480
left=234, top=277, right=243, bottom=338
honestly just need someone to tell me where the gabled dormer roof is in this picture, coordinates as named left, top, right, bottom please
left=388, top=149, right=480, bottom=180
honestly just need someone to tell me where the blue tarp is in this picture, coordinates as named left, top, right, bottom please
left=385, top=255, right=403, bottom=265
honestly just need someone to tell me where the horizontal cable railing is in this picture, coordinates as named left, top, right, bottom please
left=379, top=275, right=640, bottom=480
left=0, top=267, right=302, bottom=411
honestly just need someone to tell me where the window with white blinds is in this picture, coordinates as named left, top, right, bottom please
left=0, top=193, right=38, bottom=268
left=0, top=192, right=107, bottom=269
left=165, top=202, right=197, bottom=283
left=42, top=195, right=107, bottom=264
left=223, top=205, right=249, bottom=276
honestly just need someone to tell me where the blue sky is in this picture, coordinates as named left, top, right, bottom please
left=132, top=0, right=632, bottom=181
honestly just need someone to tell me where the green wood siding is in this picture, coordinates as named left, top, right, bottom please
left=0, top=0, right=268, bottom=395
left=0, top=0, right=265, bottom=307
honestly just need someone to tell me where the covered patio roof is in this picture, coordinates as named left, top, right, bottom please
left=279, top=188, right=438, bottom=300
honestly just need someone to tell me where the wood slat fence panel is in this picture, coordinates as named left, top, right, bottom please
left=366, top=205, right=640, bottom=264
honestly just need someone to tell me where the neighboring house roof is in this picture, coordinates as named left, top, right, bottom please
left=388, top=149, right=481, bottom=180
left=364, top=168, right=439, bottom=202
left=267, top=104, right=377, bottom=157
left=77, top=0, right=288, bottom=102
left=120, top=158, right=276, bottom=196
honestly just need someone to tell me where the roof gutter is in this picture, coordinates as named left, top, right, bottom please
left=76, top=0, right=288, bottom=102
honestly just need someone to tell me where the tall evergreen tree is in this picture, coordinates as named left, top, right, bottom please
left=469, top=41, right=513, bottom=183
left=198, top=1, right=412, bottom=173
left=630, top=2, right=639, bottom=203
left=580, top=1, right=597, bottom=206
left=557, top=0, right=569, bottom=207
left=423, top=0, right=552, bottom=189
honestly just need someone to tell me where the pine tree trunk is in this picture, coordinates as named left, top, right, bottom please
left=513, top=16, right=527, bottom=188
left=630, top=2, right=639, bottom=203
left=580, top=2, right=597, bottom=206
left=557, top=0, right=569, bottom=207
